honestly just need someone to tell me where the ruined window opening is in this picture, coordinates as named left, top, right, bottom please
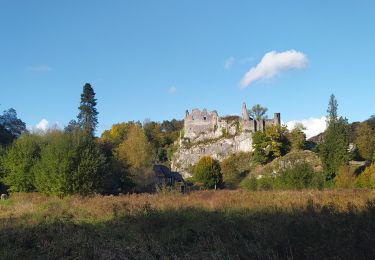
left=203, top=116, right=207, bottom=120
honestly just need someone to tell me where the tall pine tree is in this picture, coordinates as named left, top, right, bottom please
left=320, top=94, right=349, bottom=180
left=77, top=83, right=98, bottom=136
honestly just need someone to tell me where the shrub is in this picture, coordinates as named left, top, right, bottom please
left=221, top=152, right=252, bottom=188
left=257, top=176, right=274, bottom=190
left=276, top=162, right=315, bottom=190
left=2, top=134, right=42, bottom=192
left=194, top=156, right=222, bottom=189
left=356, top=164, right=375, bottom=189
left=240, top=176, right=258, bottom=191
left=335, top=165, right=356, bottom=189
left=34, top=130, right=107, bottom=196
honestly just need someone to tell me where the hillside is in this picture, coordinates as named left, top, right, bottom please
left=251, top=150, right=323, bottom=177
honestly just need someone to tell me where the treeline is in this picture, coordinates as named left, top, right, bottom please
left=188, top=95, right=375, bottom=190
left=0, top=83, right=182, bottom=195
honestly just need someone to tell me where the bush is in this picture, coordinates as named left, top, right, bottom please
left=276, top=162, right=315, bottom=190
left=221, top=153, right=252, bottom=188
left=335, top=165, right=356, bottom=189
left=194, top=156, right=222, bottom=189
left=2, top=134, right=42, bottom=192
left=257, top=176, right=275, bottom=190
left=240, top=176, right=258, bottom=191
left=242, top=162, right=325, bottom=191
left=356, top=164, right=375, bottom=189
left=34, top=130, right=107, bottom=196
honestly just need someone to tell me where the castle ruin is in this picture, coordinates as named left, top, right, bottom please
left=183, top=102, right=281, bottom=142
left=172, top=102, right=281, bottom=177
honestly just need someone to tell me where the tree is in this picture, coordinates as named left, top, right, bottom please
left=264, top=125, right=290, bottom=158
left=194, top=156, right=222, bottom=189
left=320, top=94, right=349, bottom=180
left=2, top=134, right=42, bottom=192
left=287, top=123, right=306, bottom=151
left=327, top=94, right=338, bottom=124
left=252, top=125, right=289, bottom=165
left=248, top=104, right=268, bottom=120
left=252, top=131, right=269, bottom=164
left=34, top=130, right=107, bottom=196
left=117, top=125, right=155, bottom=191
left=77, top=83, right=98, bottom=136
left=355, top=123, right=375, bottom=161
left=101, top=121, right=141, bottom=147
left=0, top=108, right=27, bottom=146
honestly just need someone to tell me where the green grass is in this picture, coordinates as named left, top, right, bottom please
left=1, top=190, right=375, bottom=259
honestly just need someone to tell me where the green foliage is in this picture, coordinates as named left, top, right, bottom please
left=221, top=153, right=252, bottom=188
left=2, top=134, right=42, bottom=192
left=320, top=95, right=350, bottom=180
left=77, top=83, right=98, bottom=136
left=265, top=125, right=290, bottom=158
left=221, top=128, right=228, bottom=137
left=355, top=164, right=375, bottom=189
left=252, top=131, right=269, bottom=164
left=194, top=156, right=222, bottom=189
left=276, top=162, right=316, bottom=190
left=100, top=121, right=141, bottom=147
left=34, top=130, right=107, bottom=196
left=355, top=123, right=375, bottom=161
left=248, top=104, right=268, bottom=120
left=0, top=108, right=27, bottom=146
left=117, top=125, right=155, bottom=191
left=252, top=125, right=290, bottom=165
left=327, top=94, right=338, bottom=124
left=334, top=165, right=356, bottom=189
left=242, top=161, right=325, bottom=191
left=287, top=123, right=306, bottom=151
left=240, top=176, right=258, bottom=191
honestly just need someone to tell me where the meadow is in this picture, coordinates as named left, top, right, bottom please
left=1, top=190, right=375, bottom=259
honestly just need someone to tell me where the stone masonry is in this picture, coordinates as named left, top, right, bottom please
left=172, top=102, right=281, bottom=178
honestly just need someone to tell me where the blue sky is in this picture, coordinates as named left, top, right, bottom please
left=0, top=1, right=374, bottom=137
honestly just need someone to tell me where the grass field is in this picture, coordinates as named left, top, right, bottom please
left=1, top=190, right=375, bottom=259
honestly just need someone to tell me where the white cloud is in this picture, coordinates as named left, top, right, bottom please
left=27, top=65, right=52, bottom=72
left=285, top=116, right=327, bottom=139
left=224, top=56, right=235, bottom=69
left=168, top=86, right=177, bottom=93
left=240, top=50, right=308, bottom=88
left=36, top=119, right=49, bottom=132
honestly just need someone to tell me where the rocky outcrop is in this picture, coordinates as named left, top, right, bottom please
left=172, top=131, right=252, bottom=178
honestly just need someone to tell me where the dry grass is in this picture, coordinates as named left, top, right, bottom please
left=1, top=190, right=375, bottom=259
left=3, top=189, right=375, bottom=217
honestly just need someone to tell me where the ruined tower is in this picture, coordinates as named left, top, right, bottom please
left=242, top=102, right=250, bottom=121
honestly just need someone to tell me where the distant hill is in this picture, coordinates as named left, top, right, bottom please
left=308, top=115, right=375, bottom=147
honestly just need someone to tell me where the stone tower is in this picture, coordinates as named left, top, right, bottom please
left=242, top=102, right=250, bottom=121
left=273, top=113, right=281, bottom=125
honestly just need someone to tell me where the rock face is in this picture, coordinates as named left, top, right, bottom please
left=172, top=132, right=253, bottom=178
left=172, top=103, right=281, bottom=178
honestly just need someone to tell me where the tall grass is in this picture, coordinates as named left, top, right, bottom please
left=1, top=190, right=375, bottom=259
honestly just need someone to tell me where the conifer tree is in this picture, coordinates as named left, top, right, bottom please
left=77, top=83, right=98, bottom=136
left=320, top=94, right=349, bottom=180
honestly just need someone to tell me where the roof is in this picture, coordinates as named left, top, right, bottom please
left=153, top=165, right=184, bottom=182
